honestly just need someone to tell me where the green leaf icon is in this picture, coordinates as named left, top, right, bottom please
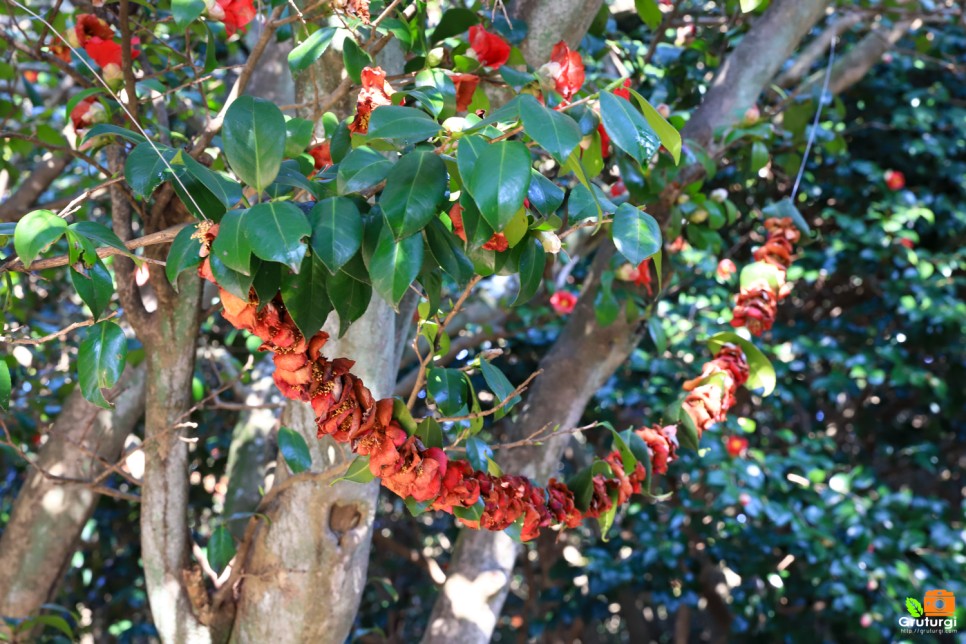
left=905, top=597, right=924, bottom=617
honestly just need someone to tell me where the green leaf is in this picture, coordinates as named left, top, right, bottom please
left=166, top=223, right=203, bottom=286
left=465, top=436, right=493, bottom=472
left=465, top=140, right=531, bottom=232
left=425, top=218, right=473, bottom=284
left=599, top=91, right=660, bottom=165
left=519, top=95, right=582, bottom=163
left=629, top=88, right=682, bottom=164
left=527, top=171, right=565, bottom=216
left=208, top=254, right=254, bottom=300
left=337, top=146, right=393, bottom=195
left=511, top=240, right=545, bottom=306
left=706, top=331, right=776, bottom=396
left=26, top=615, right=74, bottom=641
left=431, top=7, right=479, bottom=42
left=567, top=461, right=613, bottom=511
left=677, top=407, right=700, bottom=451
left=427, top=367, right=468, bottom=416
left=612, top=203, right=662, bottom=265
left=284, top=117, right=315, bottom=158
left=369, top=225, right=423, bottom=307
left=740, top=261, right=785, bottom=291
left=172, top=0, right=205, bottom=28
left=278, top=427, right=313, bottom=474
left=763, top=197, right=811, bottom=236
left=750, top=140, right=769, bottom=174
left=207, top=525, right=235, bottom=574
left=125, top=142, right=174, bottom=198
left=288, top=26, right=337, bottom=73
left=251, top=260, right=281, bottom=303
left=415, top=417, right=444, bottom=449
left=334, top=456, right=376, bottom=484
left=740, top=0, right=763, bottom=12
left=452, top=498, right=484, bottom=522
left=223, top=96, right=287, bottom=193
left=69, top=259, right=113, bottom=320
left=327, top=269, right=372, bottom=337
left=367, top=106, right=443, bottom=145
left=14, top=210, right=66, bottom=267
left=81, top=124, right=146, bottom=145
left=211, top=210, right=252, bottom=275
left=342, top=36, right=371, bottom=84
left=0, top=359, right=10, bottom=411
left=456, top=135, right=488, bottom=187
left=78, top=321, right=127, bottom=409
left=307, top=197, right=363, bottom=273
left=242, top=202, right=311, bottom=272
left=69, top=221, right=131, bottom=257
left=380, top=151, right=448, bottom=240
left=648, top=316, right=667, bottom=353
left=634, top=0, right=662, bottom=29
left=280, top=253, right=332, bottom=338
left=480, top=360, right=520, bottom=414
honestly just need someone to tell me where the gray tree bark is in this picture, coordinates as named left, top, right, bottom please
left=510, top=0, right=604, bottom=66
left=0, top=367, right=145, bottom=633
left=423, top=1, right=832, bottom=641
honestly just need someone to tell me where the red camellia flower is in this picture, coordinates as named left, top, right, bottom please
left=550, top=291, right=577, bottom=315
left=614, top=78, right=631, bottom=101
left=448, top=203, right=467, bottom=243
left=216, top=0, right=257, bottom=36
left=884, top=169, right=905, bottom=191
left=70, top=14, right=114, bottom=48
left=481, top=233, right=509, bottom=252
left=629, top=259, right=654, bottom=296
left=350, top=66, right=393, bottom=134
left=725, top=435, right=749, bottom=457
left=548, top=40, right=584, bottom=101
left=451, top=73, right=480, bottom=112
left=716, top=258, right=737, bottom=280
left=70, top=96, right=106, bottom=131
left=468, top=25, right=510, bottom=68
left=84, top=38, right=123, bottom=68
left=307, top=141, right=332, bottom=171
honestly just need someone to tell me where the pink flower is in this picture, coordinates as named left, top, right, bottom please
left=550, top=291, right=577, bottom=315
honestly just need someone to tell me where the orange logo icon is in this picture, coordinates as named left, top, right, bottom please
left=924, top=590, right=955, bottom=617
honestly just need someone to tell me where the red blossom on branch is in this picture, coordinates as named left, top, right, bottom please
left=549, top=291, right=577, bottom=315
left=214, top=0, right=257, bottom=37
left=307, top=141, right=333, bottom=171
left=451, top=73, right=480, bottom=112
left=468, top=25, right=510, bottom=68
left=547, top=40, right=585, bottom=101
left=349, top=66, right=393, bottom=134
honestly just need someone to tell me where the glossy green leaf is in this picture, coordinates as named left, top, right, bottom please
left=465, top=140, right=531, bottom=231
left=381, top=151, right=448, bottom=240
left=334, top=456, right=376, bottom=484
left=740, top=0, right=763, bottom=12
left=599, top=91, right=660, bottom=164
left=427, top=367, right=468, bottom=416
left=465, top=436, right=493, bottom=472
left=527, top=171, right=565, bottom=216
left=740, top=261, right=785, bottom=291
left=342, top=36, right=371, bottom=84
left=367, top=106, right=443, bottom=145
left=425, top=218, right=473, bottom=284
left=519, top=95, right=582, bottom=162
left=280, top=253, right=332, bottom=338
left=480, top=360, right=520, bottom=414
left=125, top=142, right=173, bottom=198
left=634, top=0, right=662, bottom=28
left=0, top=360, right=10, bottom=411
left=242, top=202, right=311, bottom=271
left=415, top=417, right=444, bottom=449
left=208, top=254, right=254, bottom=300
left=166, top=223, right=203, bottom=286
left=327, top=269, right=372, bottom=337
left=82, top=124, right=146, bottom=145
left=648, top=316, right=668, bottom=354
left=629, top=88, right=682, bottom=164
left=307, top=197, right=363, bottom=273
left=431, top=7, right=479, bottom=42
left=14, top=210, right=66, bottom=267
left=369, top=225, right=423, bottom=307
left=284, top=117, right=315, bottom=158
left=337, top=146, right=393, bottom=195
left=172, top=0, right=205, bottom=28
left=511, top=240, right=545, bottom=306
left=707, top=331, right=776, bottom=396
left=288, top=26, right=337, bottom=73
left=278, top=426, right=312, bottom=474
left=207, top=525, right=235, bottom=574
left=70, top=259, right=113, bottom=320
left=78, top=321, right=127, bottom=409
left=69, top=221, right=131, bottom=257
left=612, top=203, right=661, bottom=265
left=763, top=197, right=811, bottom=236
left=223, top=96, right=286, bottom=193
left=210, top=210, right=252, bottom=275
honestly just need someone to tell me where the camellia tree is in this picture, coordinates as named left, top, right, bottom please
left=0, top=0, right=962, bottom=642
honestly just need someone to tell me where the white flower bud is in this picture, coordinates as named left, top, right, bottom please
left=710, top=188, right=728, bottom=203
left=535, top=230, right=561, bottom=254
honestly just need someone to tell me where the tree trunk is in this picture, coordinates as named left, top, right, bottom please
left=0, top=367, right=145, bottom=632
left=510, top=0, right=604, bottom=66
left=139, top=278, right=208, bottom=643
left=228, top=296, right=398, bottom=644
left=422, top=0, right=832, bottom=640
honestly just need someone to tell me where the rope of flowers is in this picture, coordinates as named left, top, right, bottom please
left=195, top=216, right=801, bottom=541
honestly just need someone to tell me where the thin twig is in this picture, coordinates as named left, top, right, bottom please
left=434, top=369, right=542, bottom=423
left=2, top=311, right=118, bottom=345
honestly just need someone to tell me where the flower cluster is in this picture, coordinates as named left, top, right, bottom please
left=349, top=67, right=393, bottom=134
left=65, top=14, right=140, bottom=84
left=205, top=0, right=257, bottom=37
left=731, top=217, right=800, bottom=336
left=681, top=344, right=750, bottom=438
